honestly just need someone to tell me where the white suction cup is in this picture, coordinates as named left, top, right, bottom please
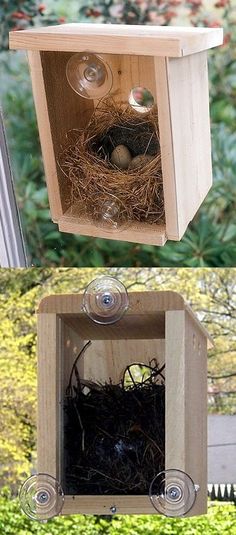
left=19, top=473, right=64, bottom=521
left=66, top=53, right=113, bottom=99
left=82, top=276, right=129, bottom=324
left=86, top=193, right=132, bottom=232
left=149, top=469, right=199, bottom=517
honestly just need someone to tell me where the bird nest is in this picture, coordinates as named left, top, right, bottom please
left=58, top=100, right=165, bottom=226
left=64, top=342, right=165, bottom=495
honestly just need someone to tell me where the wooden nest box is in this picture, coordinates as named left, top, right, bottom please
left=37, top=290, right=212, bottom=516
left=10, top=24, right=223, bottom=246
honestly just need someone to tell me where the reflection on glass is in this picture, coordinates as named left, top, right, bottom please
left=129, top=87, right=154, bottom=113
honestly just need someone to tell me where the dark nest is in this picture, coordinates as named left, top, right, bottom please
left=58, top=100, right=165, bottom=225
left=64, top=342, right=165, bottom=495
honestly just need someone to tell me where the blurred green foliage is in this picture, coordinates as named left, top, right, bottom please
left=0, top=0, right=61, bottom=50
left=1, top=1, right=236, bottom=266
left=0, top=487, right=235, bottom=535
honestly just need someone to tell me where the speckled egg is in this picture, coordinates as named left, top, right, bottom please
left=110, top=145, right=132, bottom=170
left=129, top=154, right=154, bottom=170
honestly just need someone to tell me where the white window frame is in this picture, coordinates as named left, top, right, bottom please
left=0, top=107, right=27, bottom=267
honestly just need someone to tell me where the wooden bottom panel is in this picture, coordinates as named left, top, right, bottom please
left=58, top=205, right=167, bottom=246
left=61, top=491, right=205, bottom=517
left=62, top=495, right=157, bottom=515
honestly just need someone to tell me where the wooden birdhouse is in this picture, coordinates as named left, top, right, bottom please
left=36, top=289, right=212, bottom=517
left=9, top=24, right=223, bottom=246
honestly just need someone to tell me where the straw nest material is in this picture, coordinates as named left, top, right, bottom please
left=64, top=342, right=165, bottom=495
left=58, top=100, right=165, bottom=226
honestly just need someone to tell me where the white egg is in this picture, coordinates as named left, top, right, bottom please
left=129, top=154, right=154, bottom=170
left=110, top=145, right=132, bottom=170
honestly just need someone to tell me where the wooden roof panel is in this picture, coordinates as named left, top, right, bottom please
left=9, top=23, right=223, bottom=57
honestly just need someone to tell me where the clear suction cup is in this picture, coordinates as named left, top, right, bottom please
left=149, top=469, right=199, bottom=517
left=86, top=194, right=132, bottom=232
left=19, top=473, right=64, bottom=522
left=66, top=52, right=113, bottom=99
left=82, top=276, right=129, bottom=324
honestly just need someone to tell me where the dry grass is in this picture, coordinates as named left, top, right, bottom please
left=58, top=99, right=165, bottom=226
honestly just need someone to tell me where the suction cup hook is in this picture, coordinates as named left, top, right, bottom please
left=66, top=52, right=113, bottom=99
left=149, top=469, right=199, bottom=517
left=82, top=276, right=129, bottom=324
left=19, top=473, right=64, bottom=522
left=86, top=193, right=132, bottom=232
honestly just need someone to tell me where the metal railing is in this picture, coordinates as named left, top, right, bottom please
left=208, top=484, right=236, bottom=504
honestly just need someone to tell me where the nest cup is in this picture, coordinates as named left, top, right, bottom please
left=64, top=344, right=165, bottom=496
left=58, top=99, right=165, bottom=229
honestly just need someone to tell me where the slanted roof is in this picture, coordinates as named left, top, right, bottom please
left=9, top=23, right=223, bottom=58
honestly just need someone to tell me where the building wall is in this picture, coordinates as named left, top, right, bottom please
left=208, top=415, right=236, bottom=484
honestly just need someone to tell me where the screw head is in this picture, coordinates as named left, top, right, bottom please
left=110, top=505, right=117, bottom=514
left=166, top=485, right=182, bottom=502
left=101, top=292, right=114, bottom=307
left=35, top=490, right=50, bottom=505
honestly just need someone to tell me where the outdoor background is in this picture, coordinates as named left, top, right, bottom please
left=0, top=267, right=235, bottom=533
left=0, top=0, right=236, bottom=267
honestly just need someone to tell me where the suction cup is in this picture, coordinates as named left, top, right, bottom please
left=19, top=473, right=64, bottom=521
left=82, top=276, right=129, bottom=324
left=66, top=53, right=113, bottom=99
left=149, top=469, right=199, bottom=517
left=86, top=194, right=132, bottom=232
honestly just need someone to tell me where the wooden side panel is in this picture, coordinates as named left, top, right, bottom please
left=184, top=311, right=208, bottom=515
left=40, top=51, right=94, bottom=215
left=167, top=51, right=212, bottom=239
left=60, top=322, right=85, bottom=487
left=37, top=313, right=61, bottom=477
left=61, top=322, right=85, bottom=395
left=165, top=310, right=207, bottom=516
left=40, top=52, right=93, bottom=146
left=27, top=51, right=63, bottom=221
left=154, top=57, right=178, bottom=239
left=165, top=311, right=185, bottom=473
